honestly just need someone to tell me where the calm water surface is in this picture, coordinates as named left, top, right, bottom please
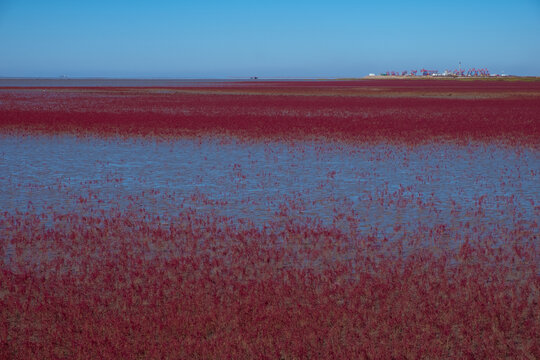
left=1, top=135, right=538, bottom=238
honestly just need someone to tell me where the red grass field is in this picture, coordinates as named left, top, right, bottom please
left=1, top=79, right=539, bottom=358
left=1, top=79, right=540, bottom=144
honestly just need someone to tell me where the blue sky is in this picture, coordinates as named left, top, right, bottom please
left=1, top=0, right=539, bottom=77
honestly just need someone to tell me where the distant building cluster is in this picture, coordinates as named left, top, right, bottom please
left=369, top=67, right=509, bottom=78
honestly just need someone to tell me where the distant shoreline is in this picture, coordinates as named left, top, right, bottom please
left=0, top=76, right=539, bottom=88
left=0, top=78, right=318, bottom=87
left=360, top=75, right=539, bottom=81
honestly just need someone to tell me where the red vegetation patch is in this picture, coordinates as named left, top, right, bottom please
left=1, top=81, right=539, bottom=358
left=1, top=205, right=538, bottom=359
left=1, top=81, right=539, bottom=144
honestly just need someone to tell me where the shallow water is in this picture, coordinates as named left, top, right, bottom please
left=0, top=78, right=258, bottom=87
left=1, top=135, right=538, bottom=239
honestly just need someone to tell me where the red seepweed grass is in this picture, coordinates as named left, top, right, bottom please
left=0, top=80, right=539, bottom=145
left=0, top=80, right=539, bottom=358
left=0, top=203, right=538, bottom=359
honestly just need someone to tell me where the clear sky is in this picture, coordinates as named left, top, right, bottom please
left=1, top=0, right=539, bottom=78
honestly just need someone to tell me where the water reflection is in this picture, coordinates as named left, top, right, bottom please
left=1, top=135, right=538, bottom=239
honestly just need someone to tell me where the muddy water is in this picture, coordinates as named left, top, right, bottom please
left=1, top=135, right=538, bottom=239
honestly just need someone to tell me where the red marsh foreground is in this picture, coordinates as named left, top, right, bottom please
left=0, top=79, right=539, bottom=359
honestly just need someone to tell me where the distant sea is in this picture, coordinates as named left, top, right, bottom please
left=0, top=78, right=270, bottom=87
